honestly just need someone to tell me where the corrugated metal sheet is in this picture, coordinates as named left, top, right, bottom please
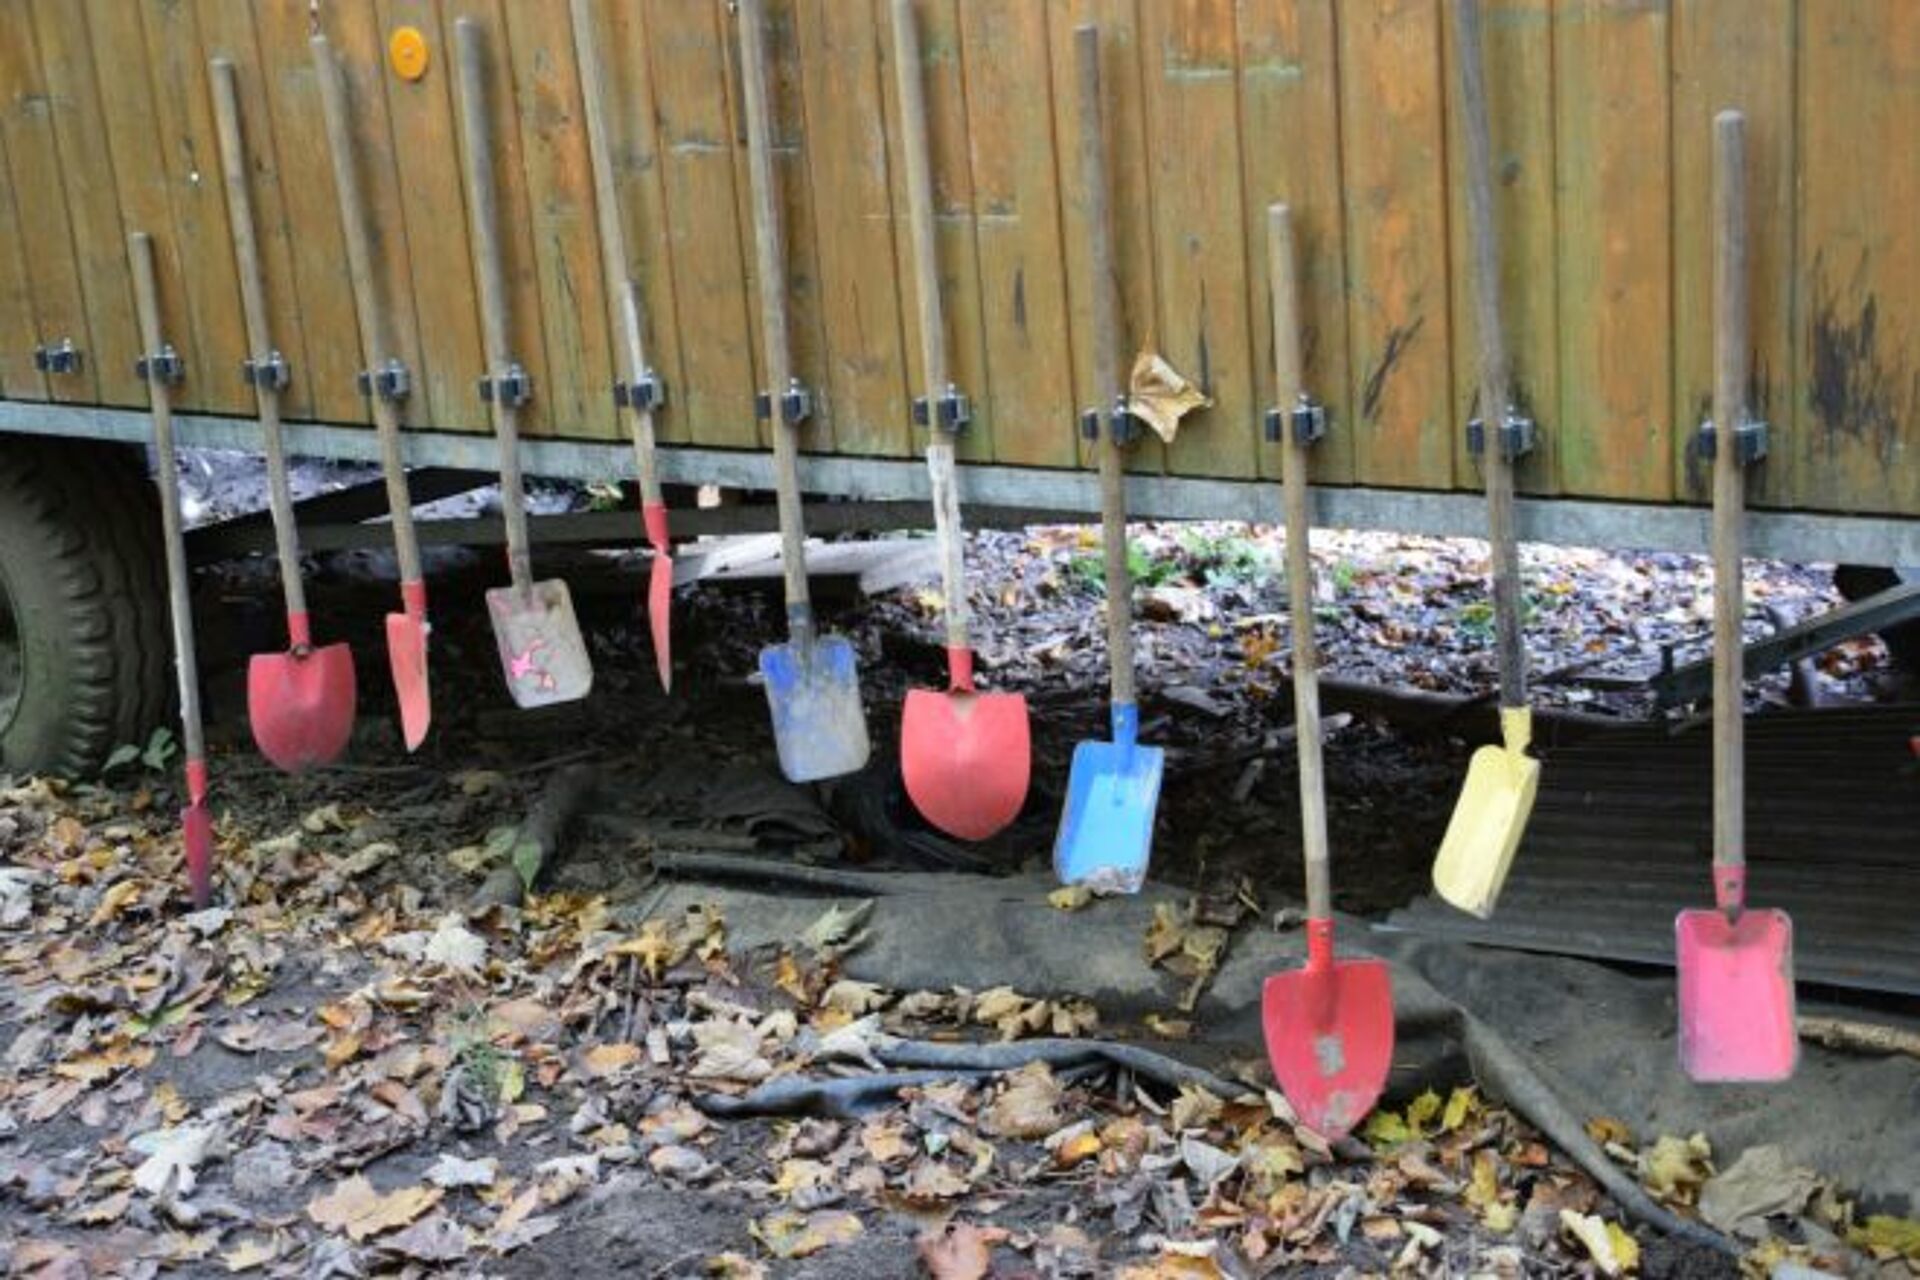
left=1380, top=706, right=1920, bottom=996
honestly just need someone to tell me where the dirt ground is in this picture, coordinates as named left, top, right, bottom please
left=2, top=520, right=1910, bottom=1278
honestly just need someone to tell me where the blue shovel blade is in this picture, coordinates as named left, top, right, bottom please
left=1054, top=705, right=1163, bottom=894
left=759, top=634, right=871, bottom=783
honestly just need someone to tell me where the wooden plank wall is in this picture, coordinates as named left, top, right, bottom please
left=0, top=1, right=1913, bottom=519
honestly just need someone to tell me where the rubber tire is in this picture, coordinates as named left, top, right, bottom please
left=0, top=437, right=171, bottom=777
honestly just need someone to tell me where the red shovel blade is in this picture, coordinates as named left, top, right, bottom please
left=1676, top=907, right=1797, bottom=1082
left=645, top=501, right=673, bottom=694
left=648, top=551, right=673, bottom=693
left=247, top=642, right=357, bottom=772
left=901, top=648, right=1031, bottom=841
left=1262, top=923, right=1394, bottom=1139
left=385, top=579, right=431, bottom=751
left=182, top=757, right=212, bottom=907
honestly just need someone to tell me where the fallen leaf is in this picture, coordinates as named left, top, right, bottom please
left=1169, top=1084, right=1224, bottom=1132
left=1047, top=885, right=1092, bottom=912
left=820, top=979, right=890, bottom=1016
left=382, top=1213, right=470, bottom=1263
left=1560, top=1209, right=1640, bottom=1276
left=1696, top=1144, right=1820, bottom=1237
left=800, top=901, right=873, bottom=958
left=1640, top=1132, right=1714, bottom=1204
left=902, top=1158, right=971, bottom=1204
left=219, top=1236, right=281, bottom=1272
left=917, top=1222, right=1010, bottom=1280
left=89, top=880, right=142, bottom=926
left=426, top=1154, right=498, bottom=1191
left=579, top=1042, right=643, bottom=1079
left=983, top=1062, right=1064, bottom=1139
left=423, top=916, right=487, bottom=974
left=130, top=1124, right=221, bottom=1197
left=752, top=1209, right=864, bottom=1260
left=1849, top=1214, right=1920, bottom=1260
left=307, top=1175, right=443, bottom=1242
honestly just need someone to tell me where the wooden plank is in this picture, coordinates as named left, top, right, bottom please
left=351, top=0, right=479, bottom=433
left=1136, top=0, right=1257, bottom=479
left=794, top=0, right=911, bottom=458
left=1236, top=0, right=1352, bottom=486
left=440, top=2, right=547, bottom=433
left=1792, top=0, right=1919, bottom=517
left=84, top=1, right=191, bottom=399
left=722, top=0, right=831, bottom=452
left=248, top=2, right=367, bottom=427
left=957, top=0, right=1076, bottom=470
left=194, top=0, right=315, bottom=421
left=1442, top=0, right=1557, bottom=495
left=0, top=113, right=47, bottom=398
left=316, top=3, right=431, bottom=427
left=1552, top=0, right=1671, bottom=502
left=1046, top=0, right=1160, bottom=475
left=29, top=0, right=136, bottom=406
left=1672, top=0, right=1793, bottom=509
left=0, top=0, right=97, bottom=404
left=1336, top=0, right=1453, bottom=490
left=499, top=0, right=611, bottom=442
left=134, top=0, right=249, bottom=414
left=577, top=0, right=690, bottom=445
left=878, top=0, right=994, bottom=464
left=641, top=0, right=757, bottom=449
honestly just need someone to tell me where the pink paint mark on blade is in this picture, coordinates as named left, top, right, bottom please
left=509, top=638, right=558, bottom=692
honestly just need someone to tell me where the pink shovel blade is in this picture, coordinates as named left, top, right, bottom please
left=247, top=642, right=357, bottom=772
left=1262, top=925, right=1394, bottom=1139
left=384, top=610, right=431, bottom=751
left=1675, top=907, right=1798, bottom=1082
left=648, top=550, right=674, bottom=693
left=901, top=686, right=1032, bottom=841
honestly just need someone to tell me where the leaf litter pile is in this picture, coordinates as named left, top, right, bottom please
left=5, top=773, right=1916, bottom=1278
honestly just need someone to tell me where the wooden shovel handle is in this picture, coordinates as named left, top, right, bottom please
left=1075, top=25, right=1135, bottom=709
left=1711, top=110, right=1749, bottom=888
left=209, top=58, right=307, bottom=628
left=1269, top=205, right=1333, bottom=922
left=128, top=232, right=206, bottom=767
left=570, top=0, right=665, bottom=512
left=1449, top=0, right=1526, bottom=713
left=453, top=18, right=534, bottom=593
left=890, top=0, right=968, bottom=656
left=310, top=37, right=423, bottom=591
left=737, top=0, right=812, bottom=624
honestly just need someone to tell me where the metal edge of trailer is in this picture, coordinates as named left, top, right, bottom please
left=4, top=399, right=1918, bottom=566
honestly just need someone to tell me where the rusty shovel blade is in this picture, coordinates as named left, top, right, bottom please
left=487, top=579, right=593, bottom=708
left=1262, top=924, right=1393, bottom=1140
left=247, top=642, right=357, bottom=773
left=1676, top=907, right=1798, bottom=1082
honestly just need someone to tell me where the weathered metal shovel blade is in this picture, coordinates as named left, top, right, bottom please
left=1676, top=908, right=1798, bottom=1082
left=1432, top=740, right=1540, bottom=917
left=247, top=642, right=357, bottom=773
left=183, top=800, right=213, bottom=908
left=1054, top=710, right=1163, bottom=894
left=384, top=611, right=431, bottom=751
left=759, top=634, right=870, bottom=783
left=649, top=552, right=674, bottom=693
left=1262, top=957, right=1394, bottom=1139
left=902, top=688, right=1031, bottom=840
left=486, top=580, right=593, bottom=708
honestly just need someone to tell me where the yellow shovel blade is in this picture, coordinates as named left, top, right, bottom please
left=1432, top=708, right=1540, bottom=918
